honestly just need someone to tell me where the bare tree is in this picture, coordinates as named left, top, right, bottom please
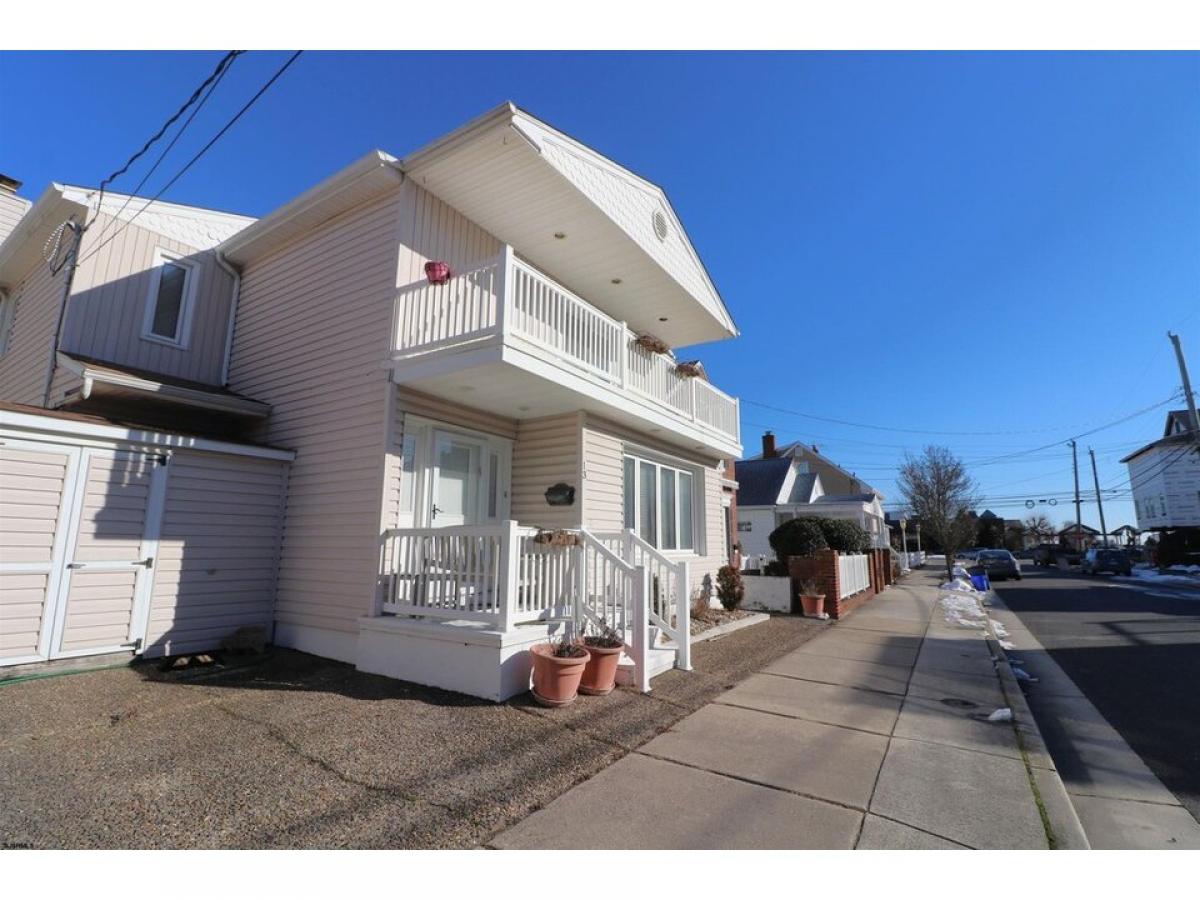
left=1023, top=514, right=1055, bottom=545
left=898, top=446, right=980, bottom=581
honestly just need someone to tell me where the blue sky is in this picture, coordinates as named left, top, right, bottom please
left=2, top=51, right=1197, bottom=530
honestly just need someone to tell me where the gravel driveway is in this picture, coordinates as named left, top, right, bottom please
left=0, top=613, right=825, bottom=848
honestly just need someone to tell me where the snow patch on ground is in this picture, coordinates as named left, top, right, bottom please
left=987, top=708, right=1014, bottom=723
left=940, top=592, right=987, bottom=629
left=1114, top=568, right=1200, bottom=586
left=989, top=618, right=1009, bottom=639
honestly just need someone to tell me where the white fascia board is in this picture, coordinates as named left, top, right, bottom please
left=57, top=353, right=269, bottom=417
left=218, top=151, right=402, bottom=265
left=0, top=185, right=84, bottom=286
left=0, top=408, right=294, bottom=462
left=777, top=462, right=797, bottom=506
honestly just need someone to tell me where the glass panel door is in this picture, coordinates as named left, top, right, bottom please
left=430, top=432, right=482, bottom=527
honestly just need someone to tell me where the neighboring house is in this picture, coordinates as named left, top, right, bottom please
left=1110, top=524, right=1141, bottom=546
left=1120, top=410, right=1200, bottom=532
left=1058, top=523, right=1102, bottom=552
left=0, top=103, right=742, bottom=702
left=0, top=175, right=31, bottom=245
left=735, top=432, right=888, bottom=562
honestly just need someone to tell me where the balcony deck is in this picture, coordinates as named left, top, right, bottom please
left=389, top=247, right=741, bottom=457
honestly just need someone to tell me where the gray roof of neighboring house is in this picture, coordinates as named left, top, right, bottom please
left=785, top=472, right=819, bottom=504
left=734, top=457, right=791, bottom=506
left=816, top=492, right=878, bottom=504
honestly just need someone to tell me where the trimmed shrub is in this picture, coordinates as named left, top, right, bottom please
left=763, top=559, right=788, bottom=577
left=716, top=565, right=745, bottom=611
left=769, top=517, right=828, bottom=564
left=817, top=518, right=872, bottom=554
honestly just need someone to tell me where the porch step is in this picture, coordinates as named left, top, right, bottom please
left=614, top=644, right=677, bottom=686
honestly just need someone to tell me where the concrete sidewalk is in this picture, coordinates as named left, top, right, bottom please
left=492, top=568, right=1083, bottom=849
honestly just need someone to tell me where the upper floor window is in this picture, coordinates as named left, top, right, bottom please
left=0, top=290, right=13, bottom=357
left=141, top=248, right=196, bottom=347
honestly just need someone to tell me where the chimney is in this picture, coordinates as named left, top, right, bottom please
left=0, top=175, right=22, bottom=195
left=762, top=431, right=777, bottom=458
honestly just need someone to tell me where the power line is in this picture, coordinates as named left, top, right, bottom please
left=85, top=51, right=243, bottom=231
left=87, top=52, right=241, bottom=250
left=76, top=50, right=303, bottom=268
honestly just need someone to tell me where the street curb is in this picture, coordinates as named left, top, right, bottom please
left=983, top=593, right=1091, bottom=850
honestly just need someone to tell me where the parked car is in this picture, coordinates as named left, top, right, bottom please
left=956, top=547, right=985, bottom=561
left=978, top=549, right=1022, bottom=581
left=1081, top=548, right=1133, bottom=577
left=1032, top=543, right=1081, bottom=567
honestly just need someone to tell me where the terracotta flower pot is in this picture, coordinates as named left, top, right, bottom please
left=800, top=593, right=826, bottom=617
left=578, top=642, right=624, bottom=695
left=530, top=643, right=591, bottom=707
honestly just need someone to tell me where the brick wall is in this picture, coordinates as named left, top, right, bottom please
left=789, top=549, right=880, bottom=620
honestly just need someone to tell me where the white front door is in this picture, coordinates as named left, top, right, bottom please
left=428, top=430, right=485, bottom=527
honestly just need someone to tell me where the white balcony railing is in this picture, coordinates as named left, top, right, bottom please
left=391, top=248, right=739, bottom=447
left=380, top=522, right=691, bottom=690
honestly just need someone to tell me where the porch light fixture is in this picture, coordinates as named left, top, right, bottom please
left=425, top=260, right=452, bottom=285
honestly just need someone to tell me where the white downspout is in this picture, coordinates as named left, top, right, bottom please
left=215, top=250, right=241, bottom=387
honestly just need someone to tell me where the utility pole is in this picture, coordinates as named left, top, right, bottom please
left=1069, top=440, right=1082, bottom=552
left=1089, top=447, right=1108, bottom=548
left=1168, top=332, right=1200, bottom=439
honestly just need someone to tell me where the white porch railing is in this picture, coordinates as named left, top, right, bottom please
left=380, top=522, right=692, bottom=689
left=838, top=553, right=871, bottom=600
left=390, top=247, right=740, bottom=447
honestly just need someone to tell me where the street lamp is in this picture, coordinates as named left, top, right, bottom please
left=899, top=517, right=910, bottom=570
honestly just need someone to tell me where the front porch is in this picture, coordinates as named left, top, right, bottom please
left=359, top=523, right=693, bottom=701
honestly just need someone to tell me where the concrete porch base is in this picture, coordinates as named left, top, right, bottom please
left=356, top=615, right=565, bottom=702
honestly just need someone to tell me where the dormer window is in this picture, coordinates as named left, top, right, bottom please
left=142, top=248, right=196, bottom=347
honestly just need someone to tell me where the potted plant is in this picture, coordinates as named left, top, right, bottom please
left=633, top=333, right=671, bottom=355
left=578, top=620, right=625, bottom=696
left=529, top=632, right=590, bottom=707
left=797, top=578, right=826, bottom=618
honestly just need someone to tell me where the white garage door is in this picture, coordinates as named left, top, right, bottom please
left=0, top=440, right=166, bottom=665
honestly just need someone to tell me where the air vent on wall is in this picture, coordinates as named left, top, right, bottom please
left=652, top=210, right=669, bottom=241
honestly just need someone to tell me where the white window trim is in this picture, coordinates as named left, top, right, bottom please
left=623, top=448, right=702, bottom=555
left=140, top=247, right=199, bottom=349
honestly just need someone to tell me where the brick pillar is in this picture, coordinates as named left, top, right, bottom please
left=788, top=550, right=839, bottom=616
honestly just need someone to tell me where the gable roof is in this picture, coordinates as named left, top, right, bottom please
left=400, top=102, right=737, bottom=346
left=0, top=182, right=254, bottom=286
left=744, top=439, right=883, bottom=500
left=734, top=457, right=792, bottom=506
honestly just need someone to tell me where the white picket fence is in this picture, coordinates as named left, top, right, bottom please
left=837, top=553, right=872, bottom=599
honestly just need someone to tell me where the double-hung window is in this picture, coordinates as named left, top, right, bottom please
left=142, top=249, right=196, bottom=347
left=623, top=453, right=697, bottom=551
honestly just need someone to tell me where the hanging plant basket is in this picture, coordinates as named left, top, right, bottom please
left=532, top=529, right=582, bottom=547
left=634, top=333, right=671, bottom=355
left=674, top=360, right=707, bottom=379
left=424, top=260, right=452, bottom=285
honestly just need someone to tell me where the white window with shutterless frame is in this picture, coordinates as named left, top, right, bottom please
left=622, top=450, right=699, bottom=553
left=141, top=247, right=198, bottom=348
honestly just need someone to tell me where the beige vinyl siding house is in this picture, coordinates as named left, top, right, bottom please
left=3, top=103, right=742, bottom=703
left=0, top=256, right=69, bottom=405
left=62, top=210, right=241, bottom=385
left=225, top=184, right=404, bottom=663
left=0, top=179, right=31, bottom=244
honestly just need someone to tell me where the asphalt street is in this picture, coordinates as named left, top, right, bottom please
left=993, top=566, right=1200, bottom=827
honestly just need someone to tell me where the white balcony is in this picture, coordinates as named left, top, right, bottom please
left=390, top=247, right=741, bottom=458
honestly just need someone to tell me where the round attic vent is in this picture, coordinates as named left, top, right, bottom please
left=652, top=210, right=669, bottom=241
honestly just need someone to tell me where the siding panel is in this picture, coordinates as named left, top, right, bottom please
left=146, top=451, right=287, bottom=656
left=227, top=187, right=404, bottom=645
left=0, top=255, right=69, bottom=406
left=62, top=211, right=236, bottom=384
